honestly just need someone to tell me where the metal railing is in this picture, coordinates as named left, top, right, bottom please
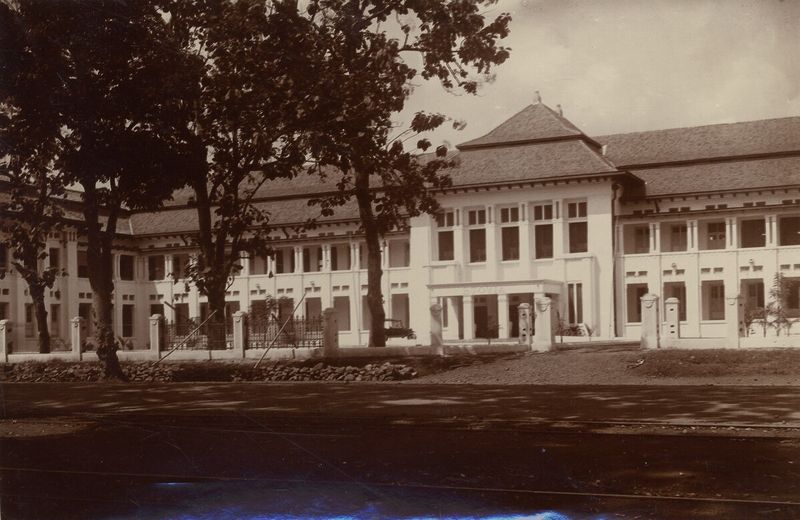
left=247, top=315, right=323, bottom=350
left=164, top=320, right=232, bottom=351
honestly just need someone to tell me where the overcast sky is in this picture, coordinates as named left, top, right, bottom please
left=399, top=0, right=800, bottom=148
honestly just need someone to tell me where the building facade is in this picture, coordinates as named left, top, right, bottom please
left=2, top=100, right=800, bottom=352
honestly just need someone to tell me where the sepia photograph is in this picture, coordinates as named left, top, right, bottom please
left=0, top=0, right=799, bottom=518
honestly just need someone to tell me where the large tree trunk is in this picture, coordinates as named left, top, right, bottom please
left=92, top=286, right=126, bottom=380
left=29, top=284, right=51, bottom=354
left=206, top=281, right=228, bottom=350
left=354, top=170, right=386, bottom=347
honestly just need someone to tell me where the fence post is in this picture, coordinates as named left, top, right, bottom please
left=323, top=307, right=339, bottom=358
left=0, top=319, right=11, bottom=363
left=725, top=295, right=744, bottom=348
left=518, top=303, right=532, bottom=347
left=533, top=297, right=554, bottom=351
left=663, top=297, right=680, bottom=345
left=232, top=311, right=247, bottom=358
left=430, top=303, right=443, bottom=351
left=70, top=317, right=84, bottom=360
left=149, top=315, right=163, bottom=359
left=640, top=293, right=660, bottom=348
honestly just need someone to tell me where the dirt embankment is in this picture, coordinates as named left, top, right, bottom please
left=408, top=346, right=800, bottom=386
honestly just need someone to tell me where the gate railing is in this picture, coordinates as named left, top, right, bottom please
left=247, top=315, right=324, bottom=349
left=164, top=320, right=232, bottom=350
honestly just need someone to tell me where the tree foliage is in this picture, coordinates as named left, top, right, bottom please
left=0, top=1, right=195, bottom=377
left=303, top=0, right=511, bottom=346
left=159, top=0, right=339, bottom=339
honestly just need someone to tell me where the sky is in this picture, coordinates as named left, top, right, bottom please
left=398, top=0, right=800, bottom=148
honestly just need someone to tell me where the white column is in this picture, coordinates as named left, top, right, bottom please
left=766, top=215, right=777, bottom=247
left=485, top=205, right=497, bottom=266
left=294, top=246, right=303, bottom=274
left=463, top=294, right=475, bottom=340
left=351, top=242, right=360, bottom=270
left=664, top=297, right=680, bottom=341
left=497, top=293, right=509, bottom=339
left=725, top=295, right=743, bottom=348
left=651, top=222, right=660, bottom=253
left=322, top=244, right=331, bottom=272
left=517, top=303, right=532, bottom=346
left=0, top=319, right=11, bottom=362
left=430, top=303, right=443, bottom=348
left=232, top=310, right=246, bottom=358
left=726, top=217, right=738, bottom=249
left=70, top=316, right=84, bottom=360
left=640, top=293, right=659, bottom=349
left=149, top=314, right=163, bottom=356
left=687, top=219, right=699, bottom=252
left=533, top=295, right=554, bottom=351
left=553, top=201, right=565, bottom=257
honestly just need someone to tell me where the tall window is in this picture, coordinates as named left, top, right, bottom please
left=77, top=250, right=89, bottom=278
left=567, top=201, right=588, bottom=253
left=741, top=279, right=764, bottom=310
left=435, top=210, right=455, bottom=261
left=740, top=219, right=766, bottom=248
left=0, top=244, right=7, bottom=270
left=663, top=222, right=688, bottom=252
left=119, top=255, right=135, bottom=281
left=567, top=282, right=583, bottom=324
left=171, top=254, right=190, bottom=279
left=702, top=221, right=726, bottom=250
left=499, top=206, right=520, bottom=261
left=122, top=304, right=135, bottom=338
left=148, top=255, right=165, bottom=281
left=467, top=208, right=486, bottom=263
left=48, top=248, right=61, bottom=271
left=702, top=281, right=725, bottom=320
left=533, top=203, right=553, bottom=259
left=333, top=296, right=351, bottom=331
left=274, top=248, right=294, bottom=274
left=331, top=243, right=350, bottom=271
left=302, top=246, right=322, bottom=272
left=626, top=283, right=648, bottom=323
left=780, top=216, right=800, bottom=246
left=625, top=224, right=650, bottom=254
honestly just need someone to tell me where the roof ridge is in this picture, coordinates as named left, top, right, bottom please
left=596, top=114, right=800, bottom=140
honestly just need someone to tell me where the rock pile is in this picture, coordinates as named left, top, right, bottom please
left=235, top=362, right=417, bottom=382
left=1, top=360, right=418, bottom=383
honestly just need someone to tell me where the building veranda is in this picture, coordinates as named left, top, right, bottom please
left=2, top=99, right=800, bottom=358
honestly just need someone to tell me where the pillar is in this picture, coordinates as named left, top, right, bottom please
left=725, top=295, right=744, bottom=348
left=323, top=307, right=339, bottom=357
left=70, top=316, right=84, bottom=360
left=232, top=310, right=247, bottom=358
left=463, top=295, right=475, bottom=340
left=687, top=219, right=699, bottom=252
left=294, top=246, right=303, bottom=274
left=497, top=293, right=509, bottom=339
left=430, top=303, right=443, bottom=349
left=1, top=319, right=11, bottom=362
left=533, top=296, right=554, bottom=351
left=149, top=314, right=163, bottom=356
left=640, top=293, right=659, bottom=348
left=650, top=222, right=660, bottom=253
left=517, top=303, right=532, bottom=346
left=351, top=243, right=360, bottom=270
left=663, top=297, right=680, bottom=341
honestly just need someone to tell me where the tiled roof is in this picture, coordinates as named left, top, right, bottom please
left=447, top=139, right=617, bottom=186
left=130, top=196, right=360, bottom=236
left=597, top=117, right=800, bottom=167
left=457, top=103, right=586, bottom=149
left=633, top=156, right=800, bottom=197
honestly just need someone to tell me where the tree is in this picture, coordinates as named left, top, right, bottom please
left=0, top=2, right=66, bottom=354
left=0, top=175, right=64, bottom=354
left=304, top=1, right=511, bottom=346
left=767, top=273, right=797, bottom=336
left=159, top=0, right=338, bottom=346
left=0, top=1, right=195, bottom=378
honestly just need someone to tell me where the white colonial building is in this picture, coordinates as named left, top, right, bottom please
left=2, top=100, right=800, bottom=352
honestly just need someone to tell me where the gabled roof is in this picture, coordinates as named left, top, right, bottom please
left=457, top=103, right=589, bottom=150
left=597, top=116, right=800, bottom=167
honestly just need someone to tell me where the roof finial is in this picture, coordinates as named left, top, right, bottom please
left=533, top=90, right=541, bottom=104
left=556, top=104, right=563, bottom=116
